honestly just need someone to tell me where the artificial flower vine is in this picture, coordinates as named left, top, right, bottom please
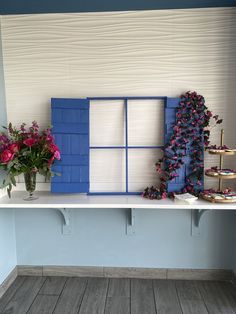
left=143, top=91, right=223, bottom=199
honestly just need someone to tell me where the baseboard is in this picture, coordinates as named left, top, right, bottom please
left=1, top=265, right=234, bottom=300
left=0, top=267, right=18, bottom=299
left=17, top=265, right=43, bottom=276
left=166, top=268, right=232, bottom=281
left=17, top=265, right=233, bottom=281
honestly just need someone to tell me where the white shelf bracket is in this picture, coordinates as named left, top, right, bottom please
left=55, top=208, right=71, bottom=235
left=126, top=208, right=136, bottom=236
left=191, top=209, right=208, bottom=236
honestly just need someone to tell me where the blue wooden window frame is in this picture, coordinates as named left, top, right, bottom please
left=88, top=96, right=167, bottom=195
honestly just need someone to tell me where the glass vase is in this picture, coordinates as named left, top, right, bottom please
left=23, top=171, right=38, bottom=201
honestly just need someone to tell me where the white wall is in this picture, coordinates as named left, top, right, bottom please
left=1, top=8, right=236, bottom=270
left=0, top=18, right=17, bottom=286
left=1, top=8, right=236, bottom=189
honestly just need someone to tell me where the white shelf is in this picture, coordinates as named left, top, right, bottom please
left=1, top=191, right=236, bottom=210
left=1, top=191, right=236, bottom=236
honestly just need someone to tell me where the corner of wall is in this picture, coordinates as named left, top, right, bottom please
left=233, top=212, right=236, bottom=275
left=0, top=15, right=17, bottom=286
left=0, top=15, right=7, bottom=128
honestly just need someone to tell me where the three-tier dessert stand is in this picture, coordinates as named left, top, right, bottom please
left=202, top=129, right=236, bottom=203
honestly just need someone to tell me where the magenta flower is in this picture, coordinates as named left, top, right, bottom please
left=0, top=121, right=62, bottom=198
left=0, top=150, right=14, bottom=163
left=143, top=91, right=223, bottom=199
left=23, top=138, right=36, bottom=147
left=49, top=143, right=59, bottom=153
left=54, top=150, right=61, bottom=160
left=9, top=143, right=20, bottom=153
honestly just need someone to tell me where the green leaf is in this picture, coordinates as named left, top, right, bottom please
left=7, top=161, right=14, bottom=170
left=7, top=183, right=12, bottom=198
left=11, top=175, right=17, bottom=186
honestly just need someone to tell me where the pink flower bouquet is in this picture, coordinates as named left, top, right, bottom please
left=0, top=121, right=61, bottom=197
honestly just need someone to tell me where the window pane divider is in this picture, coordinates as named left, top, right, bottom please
left=125, top=98, right=129, bottom=193
left=90, top=146, right=163, bottom=149
left=88, top=96, right=166, bottom=101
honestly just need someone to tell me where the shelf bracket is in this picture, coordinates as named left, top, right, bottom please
left=191, top=209, right=208, bottom=236
left=126, top=208, right=136, bottom=236
left=55, top=208, right=71, bottom=235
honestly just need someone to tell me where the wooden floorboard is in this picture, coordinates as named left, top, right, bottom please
left=0, top=277, right=26, bottom=313
left=175, top=280, right=208, bottom=314
left=197, top=280, right=236, bottom=314
left=105, top=278, right=130, bottom=314
left=27, top=295, right=58, bottom=314
left=105, top=296, right=130, bottom=314
left=108, top=278, right=130, bottom=297
left=217, top=281, right=236, bottom=311
left=53, top=277, right=87, bottom=314
left=39, top=277, right=67, bottom=296
left=1, top=276, right=236, bottom=314
left=131, top=279, right=156, bottom=314
left=1, top=276, right=46, bottom=314
left=153, top=279, right=183, bottom=314
left=78, top=278, right=109, bottom=314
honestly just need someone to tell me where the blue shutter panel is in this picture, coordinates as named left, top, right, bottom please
left=51, top=98, right=89, bottom=193
left=164, top=97, right=186, bottom=193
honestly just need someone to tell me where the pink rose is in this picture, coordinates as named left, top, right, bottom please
left=0, top=149, right=14, bottom=163
left=49, top=143, right=61, bottom=161
left=9, top=143, right=20, bottom=153
left=45, top=134, right=54, bottom=142
left=23, top=138, right=36, bottom=147
left=54, top=150, right=61, bottom=160
left=161, top=192, right=167, bottom=199
left=48, top=156, right=55, bottom=166
left=49, top=143, right=59, bottom=153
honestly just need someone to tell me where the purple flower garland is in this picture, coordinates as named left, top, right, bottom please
left=143, top=91, right=222, bottom=199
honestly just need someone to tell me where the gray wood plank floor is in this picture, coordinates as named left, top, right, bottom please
left=0, top=276, right=236, bottom=314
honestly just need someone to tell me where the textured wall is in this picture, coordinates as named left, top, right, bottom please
left=0, top=18, right=6, bottom=126
left=0, top=18, right=17, bottom=286
left=1, top=8, right=236, bottom=133
left=0, top=0, right=236, bottom=15
left=1, top=7, right=236, bottom=190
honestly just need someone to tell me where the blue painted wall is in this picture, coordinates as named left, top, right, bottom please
left=233, top=223, right=236, bottom=274
left=0, top=0, right=235, bottom=14
left=0, top=24, right=17, bottom=286
left=0, top=209, right=17, bottom=285
left=15, top=208, right=235, bottom=269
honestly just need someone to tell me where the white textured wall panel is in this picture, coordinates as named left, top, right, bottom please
left=1, top=8, right=236, bottom=190
left=90, top=149, right=126, bottom=192
left=90, top=100, right=125, bottom=147
left=128, top=99, right=164, bottom=146
left=128, top=149, right=162, bottom=192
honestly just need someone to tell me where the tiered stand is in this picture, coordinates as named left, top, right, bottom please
left=202, top=129, right=236, bottom=203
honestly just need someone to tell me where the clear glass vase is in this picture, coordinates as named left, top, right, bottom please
left=23, top=171, right=38, bottom=201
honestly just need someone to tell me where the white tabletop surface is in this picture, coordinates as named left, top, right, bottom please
left=0, top=191, right=236, bottom=210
